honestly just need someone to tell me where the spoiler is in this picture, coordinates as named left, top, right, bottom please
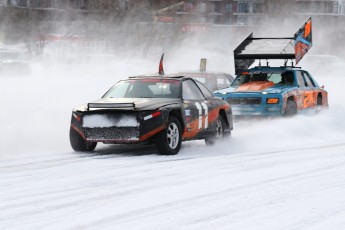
left=234, top=17, right=312, bottom=74
left=88, top=103, right=135, bottom=110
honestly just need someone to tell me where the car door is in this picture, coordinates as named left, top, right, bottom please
left=302, top=71, right=318, bottom=108
left=296, top=70, right=309, bottom=109
left=195, top=80, right=222, bottom=131
left=181, top=79, right=211, bottom=139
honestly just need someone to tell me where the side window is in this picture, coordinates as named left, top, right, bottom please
left=217, top=75, right=231, bottom=90
left=296, top=71, right=306, bottom=88
left=196, top=81, right=214, bottom=99
left=231, top=75, right=250, bottom=86
left=227, top=74, right=235, bottom=82
left=193, top=77, right=206, bottom=84
left=302, top=71, right=316, bottom=87
left=182, top=80, right=205, bottom=100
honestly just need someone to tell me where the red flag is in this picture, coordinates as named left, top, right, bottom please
left=159, top=53, right=164, bottom=75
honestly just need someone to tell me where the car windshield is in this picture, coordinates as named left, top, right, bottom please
left=103, top=79, right=181, bottom=99
left=231, top=71, right=295, bottom=87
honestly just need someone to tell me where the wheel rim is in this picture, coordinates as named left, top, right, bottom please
left=167, top=123, right=179, bottom=149
left=215, top=118, right=223, bottom=139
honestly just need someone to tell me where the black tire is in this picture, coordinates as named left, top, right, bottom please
left=316, top=94, right=323, bottom=112
left=284, top=99, right=297, bottom=116
left=317, top=95, right=322, bottom=106
left=69, top=127, right=97, bottom=152
left=155, top=116, right=182, bottom=155
left=205, top=115, right=227, bottom=145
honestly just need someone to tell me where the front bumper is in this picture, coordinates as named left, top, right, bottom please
left=83, top=127, right=140, bottom=143
left=218, top=93, right=284, bottom=116
left=71, top=110, right=166, bottom=143
left=231, top=104, right=283, bottom=116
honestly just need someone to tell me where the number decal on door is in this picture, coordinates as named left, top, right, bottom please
left=304, top=91, right=314, bottom=108
left=201, top=102, right=208, bottom=129
left=195, top=102, right=208, bottom=129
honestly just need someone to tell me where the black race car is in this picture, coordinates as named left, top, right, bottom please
left=70, top=76, right=233, bottom=155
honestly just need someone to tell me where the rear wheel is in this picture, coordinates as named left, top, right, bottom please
left=317, top=95, right=322, bottom=105
left=69, top=127, right=97, bottom=152
left=284, top=100, right=297, bottom=116
left=205, top=115, right=228, bottom=145
left=316, top=94, right=323, bottom=112
left=155, top=116, right=182, bottom=155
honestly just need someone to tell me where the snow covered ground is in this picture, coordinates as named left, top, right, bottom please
left=1, top=54, right=345, bottom=229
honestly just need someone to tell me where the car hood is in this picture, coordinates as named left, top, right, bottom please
left=235, top=81, right=274, bottom=92
left=76, top=98, right=181, bottom=112
left=214, top=84, right=294, bottom=95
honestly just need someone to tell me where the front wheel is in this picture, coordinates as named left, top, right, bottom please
left=284, top=100, right=297, bottom=116
left=155, top=116, right=182, bottom=155
left=69, top=127, right=97, bottom=152
left=205, top=115, right=228, bottom=145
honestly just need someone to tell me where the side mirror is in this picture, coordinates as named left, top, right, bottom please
left=321, top=85, right=325, bottom=89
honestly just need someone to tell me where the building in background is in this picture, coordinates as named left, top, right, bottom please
left=2, top=0, right=345, bottom=25
left=1, top=0, right=345, bottom=58
left=164, top=0, right=345, bottom=26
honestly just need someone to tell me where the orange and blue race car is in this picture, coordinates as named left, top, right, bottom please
left=214, top=66, right=328, bottom=116
left=214, top=17, right=328, bottom=116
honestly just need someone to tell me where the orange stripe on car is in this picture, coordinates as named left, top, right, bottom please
left=236, top=81, right=274, bottom=92
left=71, top=124, right=87, bottom=140
left=139, top=125, right=165, bottom=141
left=183, top=105, right=227, bottom=139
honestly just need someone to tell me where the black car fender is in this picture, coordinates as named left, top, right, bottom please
left=158, top=103, right=185, bottom=132
left=221, top=107, right=233, bottom=131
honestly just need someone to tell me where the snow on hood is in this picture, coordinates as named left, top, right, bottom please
left=83, top=114, right=138, bottom=128
left=214, top=87, right=236, bottom=94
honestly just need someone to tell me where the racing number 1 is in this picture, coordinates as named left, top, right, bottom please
left=195, top=102, right=208, bottom=129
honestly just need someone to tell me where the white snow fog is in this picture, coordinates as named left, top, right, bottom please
left=1, top=1, right=345, bottom=229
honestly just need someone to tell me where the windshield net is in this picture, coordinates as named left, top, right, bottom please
left=231, top=71, right=295, bottom=87
left=103, top=79, right=181, bottom=99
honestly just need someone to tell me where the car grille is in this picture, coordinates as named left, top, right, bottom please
left=82, top=112, right=140, bottom=142
left=227, top=97, right=262, bottom=105
left=83, top=127, right=140, bottom=142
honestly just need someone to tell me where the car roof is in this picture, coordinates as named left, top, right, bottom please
left=127, top=74, right=190, bottom=81
left=246, top=66, right=302, bottom=72
left=177, top=71, right=232, bottom=75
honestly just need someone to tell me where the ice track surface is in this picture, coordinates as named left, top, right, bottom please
left=1, top=60, right=345, bottom=230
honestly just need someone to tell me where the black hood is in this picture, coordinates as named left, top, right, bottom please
left=87, top=98, right=181, bottom=111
